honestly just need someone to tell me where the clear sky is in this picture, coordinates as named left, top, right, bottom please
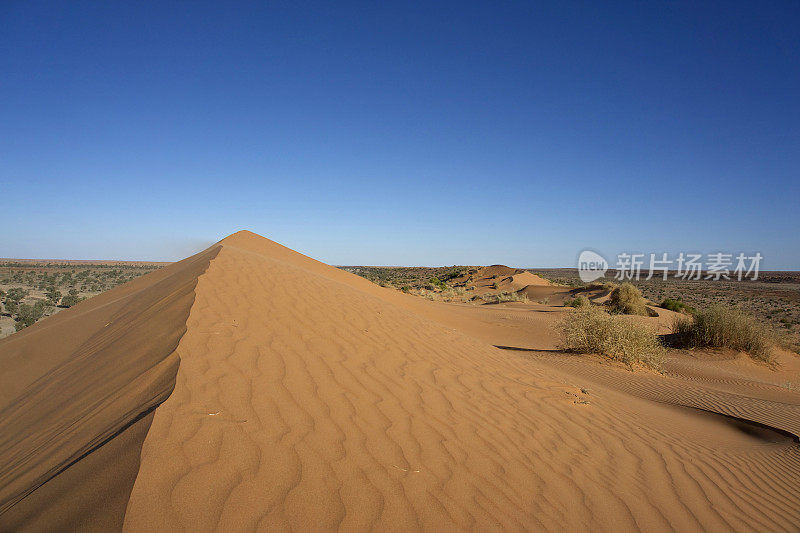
left=2, top=1, right=799, bottom=268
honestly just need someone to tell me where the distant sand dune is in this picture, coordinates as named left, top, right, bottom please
left=2, top=231, right=799, bottom=531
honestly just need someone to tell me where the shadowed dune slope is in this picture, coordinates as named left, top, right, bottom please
left=122, top=232, right=799, bottom=531
left=0, top=246, right=219, bottom=531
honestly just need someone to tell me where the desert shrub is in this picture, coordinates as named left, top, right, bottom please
left=776, top=333, right=800, bottom=355
left=660, top=297, right=694, bottom=315
left=441, top=288, right=466, bottom=301
left=607, top=282, right=648, bottom=316
left=483, top=291, right=528, bottom=304
left=564, top=295, right=590, bottom=308
left=3, top=287, right=29, bottom=315
left=557, top=307, right=664, bottom=368
left=672, top=305, right=772, bottom=361
left=45, top=287, right=63, bottom=306
left=503, top=291, right=527, bottom=303
left=3, top=299, right=18, bottom=315
left=490, top=282, right=498, bottom=290
left=14, top=300, right=48, bottom=331
left=400, top=285, right=411, bottom=293
left=61, top=288, right=82, bottom=308
left=586, top=281, right=617, bottom=292
left=5, top=287, right=28, bottom=303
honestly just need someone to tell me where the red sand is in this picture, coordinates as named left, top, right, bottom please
left=2, top=231, right=799, bottom=531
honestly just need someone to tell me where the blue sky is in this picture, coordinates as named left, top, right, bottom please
left=2, top=1, right=799, bottom=268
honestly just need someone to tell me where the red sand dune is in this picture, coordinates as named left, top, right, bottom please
left=1, top=231, right=799, bottom=531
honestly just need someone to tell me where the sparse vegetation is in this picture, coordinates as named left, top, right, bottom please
left=672, top=305, right=772, bottom=361
left=0, top=261, right=162, bottom=337
left=339, top=265, right=470, bottom=291
left=607, top=283, right=648, bottom=316
left=531, top=269, right=800, bottom=344
left=338, top=266, right=800, bottom=354
left=558, top=306, right=665, bottom=369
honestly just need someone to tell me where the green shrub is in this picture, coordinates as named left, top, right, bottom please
left=672, top=305, right=772, bottom=361
left=3, top=287, right=29, bottom=315
left=557, top=306, right=664, bottom=368
left=429, top=277, right=449, bottom=291
left=5, top=287, right=28, bottom=302
left=661, top=297, right=694, bottom=315
left=3, top=299, right=18, bottom=315
left=607, top=282, right=648, bottom=316
left=45, top=287, right=62, bottom=306
left=61, top=288, right=82, bottom=308
left=14, top=300, right=48, bottom=331
left=564, top=295, right=590, bottom=308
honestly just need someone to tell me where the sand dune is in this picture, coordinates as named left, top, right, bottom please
left=2, top=231, right=799, bottom=531
left=450, top=266, right=552, bottom=299
left=507, top=272, right=550, bottom=288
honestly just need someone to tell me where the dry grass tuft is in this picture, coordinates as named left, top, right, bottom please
left=557, top=306, right=665, bottom=369
left=672, top=305, right=772, bottom=361
left=607, top=282, right=648, bottom=316
left=564, top=295, right=590, bottom=308
left=483, top=291, right=528, bottom=304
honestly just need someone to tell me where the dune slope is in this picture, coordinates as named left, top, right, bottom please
left=123, top=232, right=799, bottom=531
left=0, top=247, right=218, bottom=530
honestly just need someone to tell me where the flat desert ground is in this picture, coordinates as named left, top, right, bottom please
left=1, top=231, right=799, bottom=531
